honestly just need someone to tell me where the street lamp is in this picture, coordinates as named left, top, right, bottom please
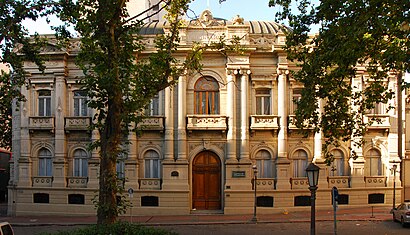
left=306, top=162, right=320, bottom=235
left=392, top=164, right=397, bottom=211
left=251, top=165, right=258, bottom=223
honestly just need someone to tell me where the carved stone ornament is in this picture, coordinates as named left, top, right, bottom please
left=232, top=15, right=244, bottom=25
left=190, top=10, right=225, bottom=27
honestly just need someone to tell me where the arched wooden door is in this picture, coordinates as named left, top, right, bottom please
left=192, top=151, right=221, bottom=210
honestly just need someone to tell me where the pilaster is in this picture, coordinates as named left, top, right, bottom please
left=53, top=76, right=66, bottom=187
left=239, top=70, right=251, bottom=163
left=226, top=69, right=237, bottom=163
left=277, top=68, right=289, bottom=159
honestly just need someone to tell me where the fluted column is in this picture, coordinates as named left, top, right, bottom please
left=277, top=68, right=289, bottom=159
left=240, top=70, right=251, bottom=162
left=226, top=69, right=237, bottom=162
left=163, top=86, right=174, bottom=162
left=177, top=76, right=187, bottom=162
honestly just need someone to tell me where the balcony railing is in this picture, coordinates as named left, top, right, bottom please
left=139, top=178, right=161, bottom=190
left=187, top=115, right=227, bottom=131
left=67, top=177, right=88, bottom=188
left=364, top=114, right=390, bottom=131
left=250, top=115, right=279, bottom=130
left=29, top=117, right=54, bottom=131
left=288, top=115, right=313, bottom=130
left=364, top=176, right=387, bottom=187
left=137, top=116, right=165, bottom=131
left=65, top=117, right=91, bottom=131
left=290, top=177, right=309, bottom=189
left=255, top=178, right=275, bottom=190
left=32, top=176, right=53, bottom=187
left=327, top=176, right=350, bottom=188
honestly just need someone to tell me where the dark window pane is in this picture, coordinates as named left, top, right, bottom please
left=68, top=194, right=85, bottom=204
left=33, top=193, right=49, bottom=203
left=294, top=196, right=310, bottom=206
left=257, top=196, right=274, bottom=207
left=368, top=193, right=384, bottom=204
left=141, top=196, right=159, bottom=207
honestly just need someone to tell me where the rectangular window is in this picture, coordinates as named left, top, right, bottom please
left=256, top=89, right=271, bottom=115
left=74, top=91, right=88, bottom=116
left=38, top=90, right=51, bottom=116
left=74, top=158, right=88, bottom=177
left=292, top=90, right=302, bottom=114
left=146, top=94, right=159, bottom=116
left=145, top=159, right=159, bottom=178
left=369, top=102, right=386, bottom=115
left=116, top=160, right=125, bottom=180
left=294, top=159, right=307, bottom=178
left=39, top=158, right=52, bottom=176
left=256, top=159, right=272, bottom=178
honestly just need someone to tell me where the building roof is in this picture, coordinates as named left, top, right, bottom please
left=138, top=10, right=286, bottom=36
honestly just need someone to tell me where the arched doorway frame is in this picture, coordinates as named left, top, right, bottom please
left=189, top=145, right=225, bottom=212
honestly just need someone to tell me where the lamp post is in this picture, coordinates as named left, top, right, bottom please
left=306, top=162, right=320, bottom=235
left=251, top=165, right=258, bottom=223
left=392, top=164, right=397, bottom=211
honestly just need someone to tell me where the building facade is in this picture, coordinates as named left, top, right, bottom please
left=8, top=10, right=404, bottom=216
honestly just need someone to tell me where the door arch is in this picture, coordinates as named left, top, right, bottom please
left=192, top=151, right=221, bottom=210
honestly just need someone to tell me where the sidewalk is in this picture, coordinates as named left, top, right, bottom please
left=0, top=206, right=393, bottom=227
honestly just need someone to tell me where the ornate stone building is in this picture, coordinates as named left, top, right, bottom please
left=8, top=10, right=404, bottom=216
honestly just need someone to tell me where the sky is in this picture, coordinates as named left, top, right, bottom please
left=24, top=0, right=280, bottom=35
left=188, top=0, right=278, bottom=21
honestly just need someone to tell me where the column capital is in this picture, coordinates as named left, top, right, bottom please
left=277, top=67, right=289, bottom=75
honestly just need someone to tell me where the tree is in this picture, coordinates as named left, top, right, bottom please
left=59, top=0, right=203, bottom=224
left=269, top=0, right=409, bottom=163
left=0, top=0, right=61, bottom=149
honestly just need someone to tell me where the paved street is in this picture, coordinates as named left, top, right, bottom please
left=3, top=206, right=409, bottom=235
left=13, top=221, right=410, bottom=235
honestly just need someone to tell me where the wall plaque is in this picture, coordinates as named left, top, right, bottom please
left=232, top=171, right=246, bottom=178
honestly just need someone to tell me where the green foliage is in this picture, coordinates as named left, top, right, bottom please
left=269, top=0, right=409, bottom=163
left=39, top=221, right=178, bottom=235
left=0, top=0, right=64, bottom=149
left=59, top=0, right=201, bottom=224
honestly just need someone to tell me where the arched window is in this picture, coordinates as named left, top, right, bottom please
left=255, top=150, right=273, bottom=178
left=293, top=149, right=308, bottom=177
left=38, top=90, right=51, bottom=116
left=144, top=150, right=160, bottom=178
left=330, top=149, right=345, bottom=176
left=367, top=149, right=382, bottom=176
left=38, top=148, right=52, bottom=176
left=73, top=149, right=88, bottom=177
left=73, top=91, right=88, bottom=116
left=194, top=77, right=219, bottom=114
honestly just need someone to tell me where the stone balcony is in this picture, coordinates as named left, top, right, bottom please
left=364, top=114, right=390, bottom=131
left=65, top=117, right=91, bottom=131
left=290, top=177, right=309, bottom=189
left=29, top=117, right=54, bottom=131
left=187, top=115, right=227, bottom=131
left=288, top=115, right=312, bottom=130
left=327, top=176, right=350, bottom=188
left=250, top=115, right=279, bottom=130
left=139, top=178, right=161, bottom=190
left=255, top=178, right=275, bottom=190
left=67, top=177, right=88, bottom=188
left=32, top=176, right=53, bottom=187
left=364, top=176, right=387, bottom=187
left=137, top=116, right=165, bottom=131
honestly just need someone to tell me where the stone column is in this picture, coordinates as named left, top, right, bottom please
left=226, top=69, right=237, bottom=163
left=163, top=86, right=174, bottom=162
left=125, top=131, right=138, bottom=190
left=53, top=75, right=66, bottom=187
left=239, top=70, right=251, bottom=163
left=87, top=107, right=100, bottom=188
left=177, top=76, right=187, bottom=162
left=277, top=68, right=289, bottom=159
left=350, top=74, right=365, bottom=187
left=313, top=99, right=327, bottom=187
left=276, top=68, right=291, bottom=189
